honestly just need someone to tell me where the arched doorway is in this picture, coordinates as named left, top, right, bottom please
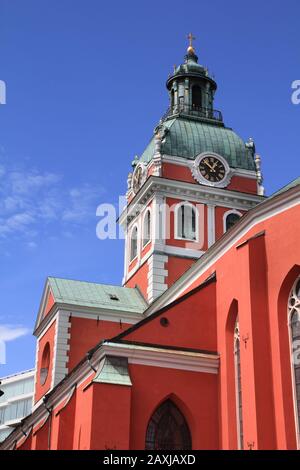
left=145, top=399, right=192, bottom=450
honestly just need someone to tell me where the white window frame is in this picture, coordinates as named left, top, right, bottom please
left=129, top=224, right=139, bottom=262
left=223, top=209, right=242, bottom=234
left=174, top=202, right=199, bottom=242
left=288, top=276, right=300, bottom=449
left=142, top=208, right=152, bottom=248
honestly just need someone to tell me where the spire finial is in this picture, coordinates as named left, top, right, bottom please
left=187, top=32, right=196, bottom=54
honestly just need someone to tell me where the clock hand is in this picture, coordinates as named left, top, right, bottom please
left=204, top=160, right=216, bottom=172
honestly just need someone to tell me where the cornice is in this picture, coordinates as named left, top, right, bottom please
left=119, top=176, right=264, bottom=226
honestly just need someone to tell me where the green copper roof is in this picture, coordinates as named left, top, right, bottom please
left=270, top=177, right=300, bottom=198
left=48, top=277, right=147, bottom=314
left=93, top=356, right=132, bottom=386
left=140, top=117, right=255, bottom=171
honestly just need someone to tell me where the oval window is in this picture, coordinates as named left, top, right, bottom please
left=40, top=342, right=50, bottom=385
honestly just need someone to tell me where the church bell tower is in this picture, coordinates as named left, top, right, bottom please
left=119, top=35, right=265, bottom=303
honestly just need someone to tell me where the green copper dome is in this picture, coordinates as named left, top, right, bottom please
left=140, top=117, right=255, bottom=171
left=136, top=39, right=256, bottom=173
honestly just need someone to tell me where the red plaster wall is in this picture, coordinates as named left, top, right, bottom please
left=90, top=383, right=131, bottom=450
left=129, top=364, right=219, bottom=450
left=68, top=317, right=132, bottom=371
left=178, top=204, right=300, bottom=449
left=44, top=291, right=55, bottom=317
left=123, top=279, right=217, bottom=352
left=167, top=256, right=195, bottom=287
left=34, top=320, right=57, bottom=403
left=227, top=175, right=258, bottom=194
left=125, top=261, right=149, bottom=300
left=162, top=162, right=258, bottom=195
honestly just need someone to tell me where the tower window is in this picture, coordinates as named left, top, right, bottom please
left=289, top=277, right=300, bottom=444
left=234, top=319, right=244, bottom=449
left=145, top=400, right=192, bottom=450
left=175, top=203, right=197, bottom=241
left=130, top=226, right=138, bottom=262
left=171, top=89, right=175, bottom=109
left=225, top=212, right=241, bottom=232
left=192, top=85, right=202, bottom=109
left=143, top=209, right=151, bottom=247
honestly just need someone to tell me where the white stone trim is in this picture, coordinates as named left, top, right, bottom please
left=51, top=311, right=71, bottom=388
left=207, top=204, right=216, bottom=247
left=129, top=223, right=139, bottom=264
left=223, top=209, right=243, bottom=234
left=163, top=245, right=204, bottom=259
left=102, top=342, right=219, bottom=374
left=147, top=253, right=168, bottom=303
left=142, top=206, right=152, bottom=248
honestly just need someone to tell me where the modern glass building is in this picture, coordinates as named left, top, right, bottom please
left=0, top=369, right=34, bottom=442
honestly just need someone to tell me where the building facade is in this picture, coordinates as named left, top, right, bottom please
left=1, top=40, right=300, bottom=451
left=0, top=369, right=34, bottom=442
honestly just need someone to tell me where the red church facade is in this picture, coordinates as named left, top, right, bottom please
left=1, top=40, right=300, bottom=451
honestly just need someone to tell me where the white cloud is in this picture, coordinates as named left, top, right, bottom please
left=0, top=159, right=104, bottom=245
left=0, top=324, right=30, bottom=342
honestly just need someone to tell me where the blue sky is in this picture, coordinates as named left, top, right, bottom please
left=0, top=0, right=299, bottom=376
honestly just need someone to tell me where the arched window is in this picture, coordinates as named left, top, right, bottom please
left=234, top=319, right=244, bottom=449
left=143, top=210, right=151, bottom=247
left=175, top=203, right=197, bottom=241
left=225, top=212, right=241, bottom=232
left=192, top=86, right=202, bottom=109
left=130, top=226, right=138, bottom=261
left=288, top=277, right=300, bottom=444
left=145, top=400, right=192, bottom=450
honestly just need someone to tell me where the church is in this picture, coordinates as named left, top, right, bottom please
left=1, top=37, right=300, bottom=451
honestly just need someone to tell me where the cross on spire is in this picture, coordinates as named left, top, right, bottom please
left=187, top=33, right=195, bottom=48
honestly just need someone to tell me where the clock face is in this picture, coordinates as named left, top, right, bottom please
left=199, top=156, right=226, bottom=183
left=132, top=165, right=144, bottom=194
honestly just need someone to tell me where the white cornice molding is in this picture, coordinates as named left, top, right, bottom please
left=119, top=176, right=264, bottom=226
left=145, top=185, right=300, bottom=315
left=0, top=341, right=219, bottom=450
left=102, top=342, right=219, bottom=374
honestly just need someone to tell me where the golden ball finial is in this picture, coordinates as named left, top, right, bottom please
left=187, top=33, right=196, bottom=54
